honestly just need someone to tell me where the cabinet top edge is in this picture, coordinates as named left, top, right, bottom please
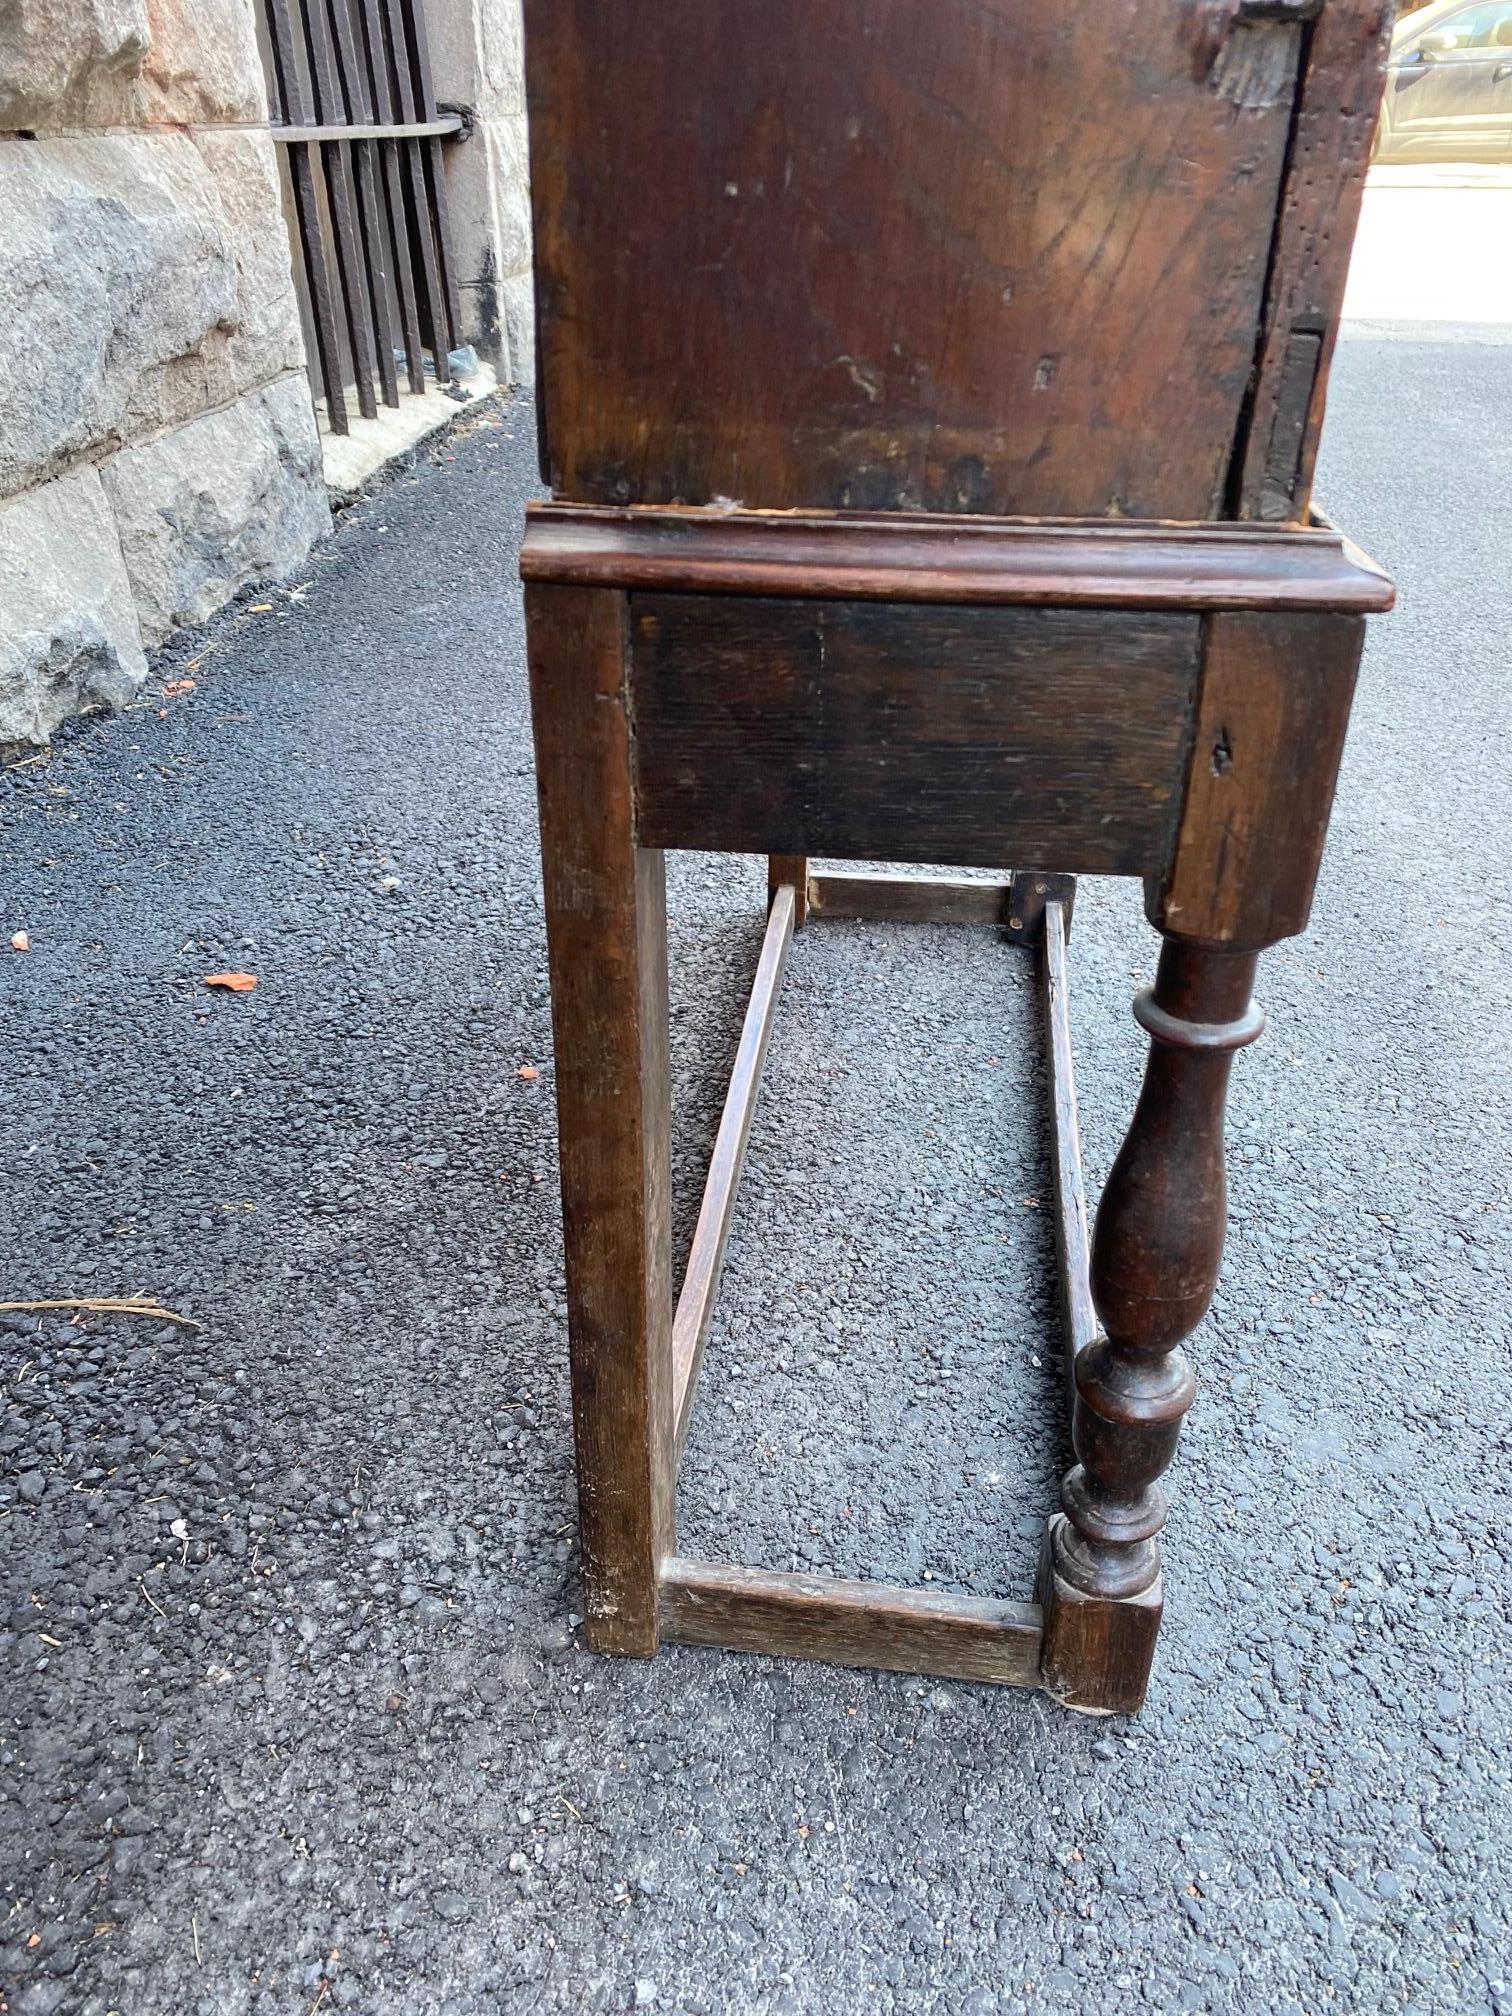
left=520, top=503, right=1395, bottom=614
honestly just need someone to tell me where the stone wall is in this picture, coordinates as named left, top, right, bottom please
left=0, top=0, right=331, bottom=745
left=430, top=0, right=534, bottom=382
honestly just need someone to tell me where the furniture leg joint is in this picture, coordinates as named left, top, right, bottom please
left=1008, top=871, right=1077, bottom=946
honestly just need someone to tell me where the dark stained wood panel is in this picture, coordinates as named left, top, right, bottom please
left=1235, top=0, right=1395, bottom=521
left=525, top=0, right=1308, bottom=520
left=1153, top=610, right=1365, bottom=947
left=629, top=597, right=1200, bottom=872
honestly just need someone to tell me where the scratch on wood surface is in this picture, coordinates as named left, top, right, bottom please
left=837, top=356, right=882, bottom=403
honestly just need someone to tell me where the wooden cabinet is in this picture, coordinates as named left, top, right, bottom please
left=520, top=2, right=1395, bottom=1712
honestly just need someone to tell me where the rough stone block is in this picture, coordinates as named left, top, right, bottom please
left=436, top=112, right=530, bottom=367
left=428, top=0, right=524, bottom=119
left=0, top=467, right=147, bottom=746
left=488, top=115, right=533, bottom=278
left=477, top=0, right=526, bottom=118
left=0, top=135, right=240, bottom=498
left=0, top=0, right=150, bottom=131
left=138, top=0, right=268, bottom=126
left=500, top=271, right=536, bottom=386
left=0, top=0, right=265, bottom=131
left=102, top=376, right=331, bottom=646
left=193, top=130, right=305, bottom=392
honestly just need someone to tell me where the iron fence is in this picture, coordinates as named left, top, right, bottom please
left=261, top=0, right=464, bottom=433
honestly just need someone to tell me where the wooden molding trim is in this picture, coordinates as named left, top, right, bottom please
left=523, top=503, right=1394, bottom=613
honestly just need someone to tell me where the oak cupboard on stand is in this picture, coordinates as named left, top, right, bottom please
left=520, top=0, right=1395, bottom=1714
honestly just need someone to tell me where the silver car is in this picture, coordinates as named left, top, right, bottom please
left=1374, top=0, right=1512, bottom=161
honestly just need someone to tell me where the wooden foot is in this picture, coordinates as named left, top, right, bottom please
left=1046, top=937, right=1263, bottom=1705
left=1038, top=1516, right=1163, bottom=1714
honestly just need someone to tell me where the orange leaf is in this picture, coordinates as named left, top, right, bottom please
left=203, top=972, right=257, bottom=992
left=10, top=930, right=29, bottom=952
left=517, top=1064, right=539, bottom=1081
left=161, top=678, right=197, bottom=698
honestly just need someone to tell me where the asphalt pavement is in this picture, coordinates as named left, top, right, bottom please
left=2, top=324, right=1510, bottom=2016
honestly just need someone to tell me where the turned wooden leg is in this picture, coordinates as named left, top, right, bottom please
left=528, top=584, right=675, bottom=1655
left=768, top=855, right=809, bottom=928
left=1040, top=937, right=1264, bottom=1712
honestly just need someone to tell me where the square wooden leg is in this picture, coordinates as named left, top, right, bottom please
left=528, top=583, right=675, bottom=1655
left=768, top=854, right=808, bottom=927
left=1037, top=1515, right=1162, bottom=1714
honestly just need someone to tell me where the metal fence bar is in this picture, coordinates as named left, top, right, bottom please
left=302, top=0, right=378, bottom=419
left=353, top=0, right=427, bottom=395
left=326, top=0, right=399, bottom=407
left=266, top=0, right=349, bottom=432
left=401, top=0, right=462, bottom=358
left=379, top=0, right=452, bottom=385
left=271, top=112, right=462, bottom=141
left=259, top=0, right=463, bottom=429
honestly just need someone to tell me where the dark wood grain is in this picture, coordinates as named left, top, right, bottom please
left=1236, top=0, right=1394, bottom=521
left=671, top=885, right=794, bottom=1464
left=629, top=597, right=1199, bottom=873
left=808, top=871, right=1012, bottom=929
left=661, top=1559, right=1043, bottom=1688
left=525, top=0, right=1311, bottom=519
left=1045, top=941, right=1262, bottom=1707
left=767, top=855, right=808, bottom=930
left=527, top=584, right=675, bottom=1655
left=522, top=504, right=1395, bottom=612
left=1038, top=1523, right=1163, bottom=1716
left=521, top=0, right=1393, bottom=1713
left=1154, top=612, right=1366, bottom=948
left=1006, top=869, right=1077, bottom=945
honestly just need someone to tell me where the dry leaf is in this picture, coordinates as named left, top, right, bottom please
left=10, top=930, right=29, bottom=952
left=203, top=972, right=257, bottom=992
left=161, top=678, right=197, bottom=698
left=517, top=1064, right=540, bottom=1081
